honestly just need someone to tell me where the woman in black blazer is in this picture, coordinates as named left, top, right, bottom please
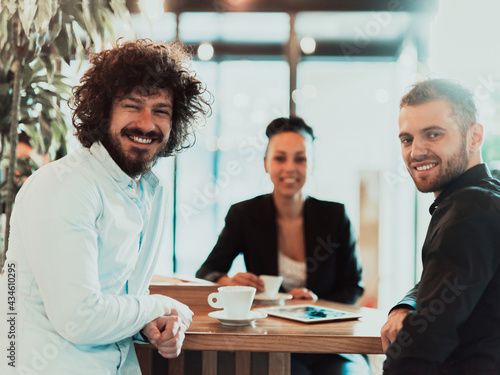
left=196, top=116, right=369, bottom=374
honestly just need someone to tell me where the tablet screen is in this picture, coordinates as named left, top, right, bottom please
left=259, top=304, right=362, bottom=323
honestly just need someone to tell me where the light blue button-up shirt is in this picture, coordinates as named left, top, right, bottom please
left=5, top=143, right=172, bottom=374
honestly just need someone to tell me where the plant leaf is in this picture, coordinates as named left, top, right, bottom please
left=0, top=53, right=15, bottom=78
left=47, top=7, right=62, bottom=43
left=21, top=64, right=35, bottom=87
left=50, top=73, right=72, bottom=97
left=35, top=32, right=47, bottom=57
left=110, top=0, right=129, bottom=22
left=52, top=21, right=70, bottom=58
left=37, top=87, right=65, bottom=102
left=108, top=0, right=132, bottom=40
left=18, top=0, right=38, bottom=37
left=0, top=7, right=12, bottom=49
left=34, top=0, right=53, bottom=34
left=1, top=0, right=18, bottom=16
left=39, top=54, right=54, bottom=83
left=82, top=0, right=103, bottom=45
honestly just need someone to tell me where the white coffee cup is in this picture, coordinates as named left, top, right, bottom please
left=207, top=286, right=256, bottom=318
left=260, top=275, right=283, bottom=297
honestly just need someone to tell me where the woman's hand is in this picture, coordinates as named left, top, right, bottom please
left=287, top=287, right=318, bottom=301
left=217, top=272, right=264, bottom=293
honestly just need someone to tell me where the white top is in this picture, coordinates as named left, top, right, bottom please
left=3, top=143, right=176, bottom=374
left=278, top=251, right=307, bottom=291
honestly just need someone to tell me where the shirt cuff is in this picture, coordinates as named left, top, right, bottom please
left=133, top=330, right=150, bottom=344
left=388, top=303, right=416, bottom=315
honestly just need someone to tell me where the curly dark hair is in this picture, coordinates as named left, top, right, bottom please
left=400, top=78, right=477, bottom=135
left=70, top=39, right=212, bottom=156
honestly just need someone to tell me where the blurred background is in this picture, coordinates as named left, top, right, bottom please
left=15, top=0, right=500, bottom=312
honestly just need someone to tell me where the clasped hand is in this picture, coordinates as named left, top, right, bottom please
left=142, top=316, right=187, bottom=358
left=143, top=296, right=194, bottom=358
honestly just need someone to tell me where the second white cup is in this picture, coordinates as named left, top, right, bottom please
left=260, top=275, right=283, bottom=297
left=207, top=286, right=256, bottom=318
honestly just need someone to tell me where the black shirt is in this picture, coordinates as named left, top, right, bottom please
left=384, top=164, right=500, bottom=374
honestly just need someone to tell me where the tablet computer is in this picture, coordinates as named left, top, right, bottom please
left=258, top=304, right=362, bottom=323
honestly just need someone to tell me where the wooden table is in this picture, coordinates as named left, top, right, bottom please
left=137, top=278, right=386, bottom=375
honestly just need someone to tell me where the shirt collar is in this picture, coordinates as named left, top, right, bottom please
left=429, top=163, right=491, bottom=215
left=89, top=142, right=161, bottom=190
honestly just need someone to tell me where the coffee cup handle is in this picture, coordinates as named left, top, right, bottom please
left=208, top=292, right=223, bottom=308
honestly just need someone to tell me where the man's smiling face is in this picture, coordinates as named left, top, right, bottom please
left=103, top=87, right=173, bottom=177
left=398, top=99, right=469, bottom=197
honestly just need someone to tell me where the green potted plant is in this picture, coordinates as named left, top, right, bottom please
left=0, top=0, right=131, bottom=268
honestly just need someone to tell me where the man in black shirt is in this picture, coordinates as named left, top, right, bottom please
left=381, top=78, right=500, bottom=374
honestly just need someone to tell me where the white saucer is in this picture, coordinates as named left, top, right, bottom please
left=254, top=293, right=293, bottom=302
left=208, top=310, right=267, bottom=326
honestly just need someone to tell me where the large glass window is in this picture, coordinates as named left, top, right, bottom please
left=295, top=60, right=417, bottom=308
left=179, top=12, right=289, bottom=43
left=295, top=11, right=411, bottom=41
left=174, top=60, right=289, bottom=276
left=130, top=12, right=177, bottom=41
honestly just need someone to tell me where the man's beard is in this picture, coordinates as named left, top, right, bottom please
left=409, top=138, right=469, bottom=194
left=101, top=128, right=166, bottom=178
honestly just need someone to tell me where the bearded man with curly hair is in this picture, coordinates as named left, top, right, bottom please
left=3, top=39, right=211, bottom=374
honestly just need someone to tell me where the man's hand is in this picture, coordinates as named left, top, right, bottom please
left=142, top=316, right=187, bottom=358
left=152, top=295, right=194, bottom=327
left=381, top=308, right=411, bottom=352
left=217, top=272, right=264, bottom=293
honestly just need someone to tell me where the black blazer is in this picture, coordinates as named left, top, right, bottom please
left=196, top=194, right=364, bottom=304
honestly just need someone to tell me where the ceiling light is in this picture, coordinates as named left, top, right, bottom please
left=197, top=42, right=214, bottom=61
left=300, top=37, right=316, bottom=55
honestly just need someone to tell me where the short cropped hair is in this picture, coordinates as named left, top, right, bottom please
left=265, top=116, right=315, bottom=141
left=71, top=39, right=212, bottom=156
left=400, top=78, right=477, bottom=134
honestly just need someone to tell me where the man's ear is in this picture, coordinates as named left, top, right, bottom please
left=468, top=123, right=483, bottom=153
left=264, top=157, right=269, bottom=173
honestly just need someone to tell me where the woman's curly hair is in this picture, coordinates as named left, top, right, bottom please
left=70, top=39, right=212, bottom=156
